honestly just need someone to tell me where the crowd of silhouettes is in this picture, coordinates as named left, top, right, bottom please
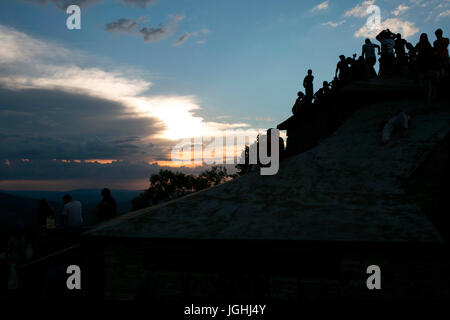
left=290, top=27, right=449, bottom=117
left=34, top=188, right=118, bottom=231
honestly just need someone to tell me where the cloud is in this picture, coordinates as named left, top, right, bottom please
left=311, top=1, right=329, bottom=13
left=105, top=18, right=139, bottom=34
left=172, top=33, right=190, bottom=46
left=344, top=0, right=375, bottom=18
left=354, top=17, right=419, bottom=38
left=103, top=15, right=187, bottom=44
left=138, top=15, right=184, bottom=42
left=0, top=24, right=259, bottom=178
left=392, top=4, right=410, bottom=16
left=436, top=9, right=450, bottom=20
left=172, top=29, right=211, bottom=46
left=0, top=85, right=167, bottom=156
left=255, top=117, right=274, bottom=122
left=0, top=24, right=76, bottom=65
left=0, top=158, right=214, bottom=182
left=321, top=20, right=346, bottom=27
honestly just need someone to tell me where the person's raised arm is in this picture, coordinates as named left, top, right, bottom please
left=361, top=45, right=365, bottom=59
left=375, top=44, right=381, bottom=55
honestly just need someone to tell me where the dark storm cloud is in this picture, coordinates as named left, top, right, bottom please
left=103, top=15, right=183, bottom=43
left=0, top=86, right=166, bottom=161
left=138, top=15, right=183, bottom=42
left=105, top=18, right=139, bottom=34
left=0, top=158, right=159, bottom=180
left=0, top=159, right=215, bottom=180
left=139, top=26, right=169, bottom=42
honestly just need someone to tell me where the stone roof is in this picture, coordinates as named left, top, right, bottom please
left=84, top=91, right=450, bottom=243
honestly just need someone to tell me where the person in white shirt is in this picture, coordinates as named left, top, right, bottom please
left=61, top=194, right=83, bottom=228
left=377, top=29, right=396, bottom=77
left=381, top=111, right=410, bottom=144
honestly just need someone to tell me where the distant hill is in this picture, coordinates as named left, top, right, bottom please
left=0, top=192, right=61, bottom=227
left=0, top=189, right=142, bottom=226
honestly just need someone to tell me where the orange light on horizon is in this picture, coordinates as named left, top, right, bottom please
left=0, top=179, right=149, bottom=191
left=149, top=161, right=200, bottom=168
left=84, top=159, right=116, bottom=164
left=54, top=159, right=117, bottom=164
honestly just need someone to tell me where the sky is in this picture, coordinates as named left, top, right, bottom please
left=0, top=0, right=449, bottom=190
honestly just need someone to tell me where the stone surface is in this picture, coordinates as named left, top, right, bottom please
left=84, top=96, right=450, bottom=243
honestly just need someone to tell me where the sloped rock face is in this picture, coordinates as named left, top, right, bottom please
left=280, top=78, right=424, bottom=157
left=406, top=132, right=450, bottom=241
left=85, top=96, right=450, bottom=243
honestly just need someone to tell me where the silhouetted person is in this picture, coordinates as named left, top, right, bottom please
left=406, top=42, right=417, bottom=63
left=292, top=91, right=305, bottom=115
left=330, top=76, right=342, bottom=90
left=434, top=28, right=449, bottom=75
left=5, top=225, right=30, bottom=290
left=377, top=30, right=396, bottom=77
left=406, top=42, right=418, bottom=79
left=362, top=38, right=380, bottom=77
left=395, top=33, right=407, bottom=60
left=395, top=33, right=408, bottom=74
left=416, top=33, right=440, bottom=107
left=347, top=54, right=359, bottom=81
left=61, top=194, right=83, bottom=228
left=314, top=81, right=331, bottom=102
left=303, top=69, right=314, bottom=104
left=335, top=55, right=349, bottom=82
left=6, top=226, right=27, bottom=266
left=37, top=199, right=55, bottom=227
left=95, top=188, right=118, bottom=224
left=416, top=33, right=435, bottom=73
left=356, top=56, right=370, bottom=80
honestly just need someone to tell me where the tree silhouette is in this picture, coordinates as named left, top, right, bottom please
left=132, top=166, right=231, bottom=211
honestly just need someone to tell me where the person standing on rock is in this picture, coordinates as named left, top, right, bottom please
left=335, top=55, right=349, bottom=82
left=362, top=38, right=380, bottom=78
left=303, top=69, right=314, bottom=105
left=377, top=30, right=396, bottom=77
left=292, top=91, right=305, bottom=115
left=433, top=28, right=449, bottom=77
left=416, top=33, right=440, bottom=107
